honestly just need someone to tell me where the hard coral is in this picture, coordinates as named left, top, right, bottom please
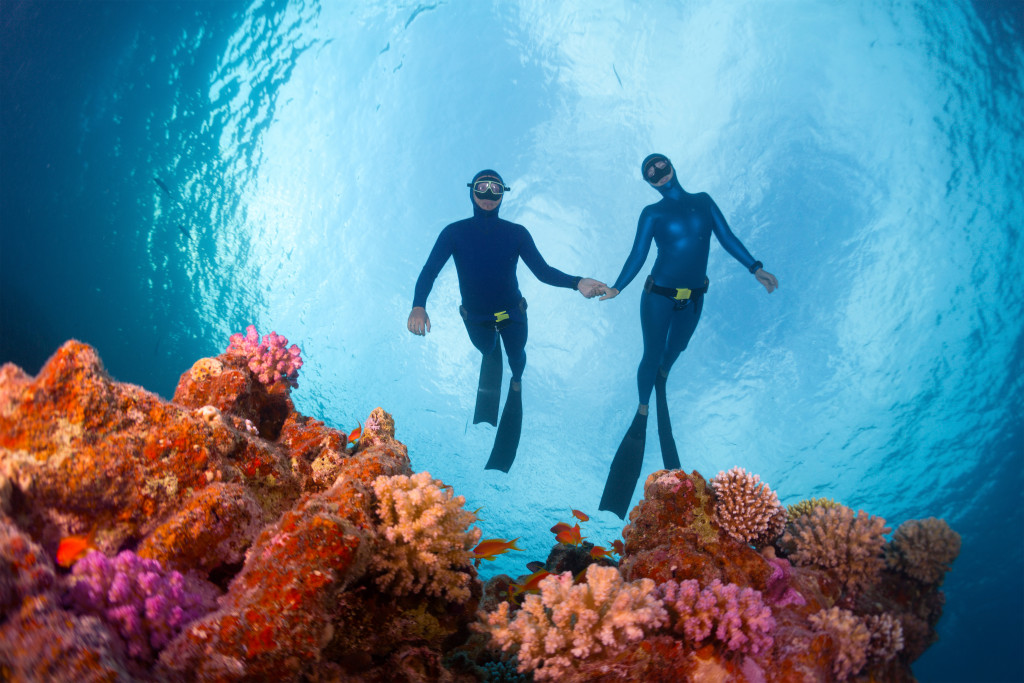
left=656, top=578, right=775, bottom=655
left=786, top=497, right=840, bottom=523
left=807, top=606, right=870, bottom=681
left=227, top=325, right=303, bottom=388
left=63, top=550, right=219, bottom=662
left=783, top=505, right=890, bottom=599
left=865, top=612, right=905, bottom=662
left=482, top=564, right=668, bottom=681
left=885, top=517, right=960, bottom=584
left=711, top=466, right=786, bottom=548
left=370, top=471, right=481, bottom=603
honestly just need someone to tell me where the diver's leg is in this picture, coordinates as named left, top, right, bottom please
left=486, top=320, right=527, bottom=472
left=655, top=296, right=704, bottom=470
left=465, top=322, right=502, bottom=426
left=600, top=292, right=672, bottom=518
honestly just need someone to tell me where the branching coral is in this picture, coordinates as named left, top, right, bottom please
left=865, top=612, right=904, bottom=663
left=656, top=578, right=775, bottom=655
left=63, top=550, right=219, bottom=661
left=482, top=564, right=668, bottom=681
left=226, top=325, right=303, bottom=388
left=782, top=504, right=890, bottom=597
left=711, top=466, right=786, bottom=547
left=808, top=606, right=870, bottom=681
left=885, top=517, right=960, bottom=584
left=370, top=471, right=481, bottom=603
left=786, top=497, right=840, bottom=523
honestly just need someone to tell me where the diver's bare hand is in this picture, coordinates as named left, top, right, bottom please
left=599, top=287, right=620, bottom=301
left=577, top=278, right=607, bottom=299
left=755, top=269, right=778, bottom=293
left=407, top=307, right=431, bottom=335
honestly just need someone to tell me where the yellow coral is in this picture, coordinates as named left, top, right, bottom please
left=370, top=471, right=481, bottom=603
left=787, top=497, right=840, bottom=523
left=189, top=358, right=223, bottom=383
left=482, top=564, right=668, bottom=681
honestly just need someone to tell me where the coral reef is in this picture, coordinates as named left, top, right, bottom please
left=0, top=340, right=957, bottom=682
left=481, top=564, right=668, bottom=681
left=370, top=471, right=482, bottom=603
left=786, top=497, right=840, bottom=523
left=885, top=517, right=961, bottom=584
left=226, top=325, right=303, bottom=388
left=711, top=466, right=786, bottom=547
left=782, top=504, right=890, bottom=600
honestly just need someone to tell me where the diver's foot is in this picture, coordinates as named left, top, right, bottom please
left=473, top=346, right=503, bottom=426
left=485, top=380, right=523, bottom=473
left=598, top=411, right=648, bottom=519
left=655, top=373, right=680, bottom=470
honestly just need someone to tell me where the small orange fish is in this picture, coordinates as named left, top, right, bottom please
left=610, top=540, right=625, bottom=556
left=555, top=523, right=584, bottom=546
left=550, top=522, right=572, bottom=535
left=346, top=423, right=362, bottom=448
left=590, top=545, right=613, bottom=560
left=509, top=569, right=552, bottom=599
left=571, top=509, right=590, bottom=522
left=471, top=537, right=522, bottom=561
left=56, top=529, right=97, bottom=568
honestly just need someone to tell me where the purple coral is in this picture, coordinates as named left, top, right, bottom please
left=227, top=324, right=303, bottom=388
left=63, top=550, right=219, bottom=661
left=763, top=552, right=806, bottom=608
left=656, top=578, right=775, bottom=655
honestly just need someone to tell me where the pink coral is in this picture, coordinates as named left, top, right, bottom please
left=762, top=551, right=806, bottom=608
left=226, top=325, right=303, bottom=388
left=808, top=606, right=870, bottom=681
left=783, top=504, right=890, bottom=598
left=885, top=517, right=960, bottom=584
left=865, top=612, right=904, bottom=662
left=711, top=466, right=786, bottom=548
left=482, top=564, right=668, bottom=681
left=656, top=578, right=775, bottom=655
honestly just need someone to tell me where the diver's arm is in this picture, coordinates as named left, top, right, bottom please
left=708, top=197, right=778, bottom=292
left=409, top=227, right=454, bottom=335
left=517, top=228, right=581, bottom=290
left=606, top=207, right=657, bottom=296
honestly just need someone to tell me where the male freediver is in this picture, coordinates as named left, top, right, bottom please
left=597, top=154, right=779, bottom=518
left=408, top=169, right=606, bottom=471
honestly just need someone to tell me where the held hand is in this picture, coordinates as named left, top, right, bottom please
left=407, top=307, right=431, bottom=335
left=755, top=269, right=778, bottom=293
left=576, top=278, right=608, bottom=299
left=599, top=287, right=620, bottom=301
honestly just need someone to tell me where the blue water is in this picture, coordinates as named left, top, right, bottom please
left=2, top=1, right=1021, bottom=680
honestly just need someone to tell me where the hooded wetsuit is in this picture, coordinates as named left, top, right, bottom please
left=611, top=165, right=758, bottom=405
left=413, top=170, right=580, bottom=381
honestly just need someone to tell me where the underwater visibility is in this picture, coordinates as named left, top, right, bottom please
left=1, top=1, right=1021, bottom=681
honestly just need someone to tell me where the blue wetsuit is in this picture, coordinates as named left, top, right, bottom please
left=612, top=173, right=757, bottom=405
left=413, top=197, right=579, bottom=381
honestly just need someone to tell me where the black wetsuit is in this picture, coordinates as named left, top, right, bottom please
left=413, top=193, right=579, bottom=381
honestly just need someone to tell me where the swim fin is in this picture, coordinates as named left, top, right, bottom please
left=598, top=411, right=648, bottom=519
left=473, top=345, right=503, bottom=426
left=655, top=372, right=680, bottom=470
left=485, top=381, right=523, bottom=472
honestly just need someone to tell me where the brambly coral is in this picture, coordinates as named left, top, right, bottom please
left=656, top=578, right=775, bottom=655
left=711, top=466, right=786, bottom=548
left=370, top=471, right=482, bottom=603
left=808, top=606, right=871, bottom=681
left=786, top=497, right=840, bottom=523
left=783, top=504, right=890, bottom=599
left=481, top=564, right=668, bottom=681
left=885, top=517, right=961, bottom=584
left=226, top=325, right=303, bottom=388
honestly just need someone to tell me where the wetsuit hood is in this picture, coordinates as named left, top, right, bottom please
left=642, top=153, right=683, bottom=199
left=470, top=169, right=505, bottom=217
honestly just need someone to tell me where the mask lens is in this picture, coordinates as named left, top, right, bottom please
left=474, top=181, right=503, bottom=195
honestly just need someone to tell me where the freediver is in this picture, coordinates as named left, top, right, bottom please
left=408, top=169, right=606, bottom=472
left=597, top=154, right=779, bottom=518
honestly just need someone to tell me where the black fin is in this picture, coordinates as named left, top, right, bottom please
left=473, top=345, right=503, bottom=426
left=655, top=372, right=680, bottom=470
left=485, top=382, right=523, bottom=472
left=598, top=411, right=648, bottom=519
